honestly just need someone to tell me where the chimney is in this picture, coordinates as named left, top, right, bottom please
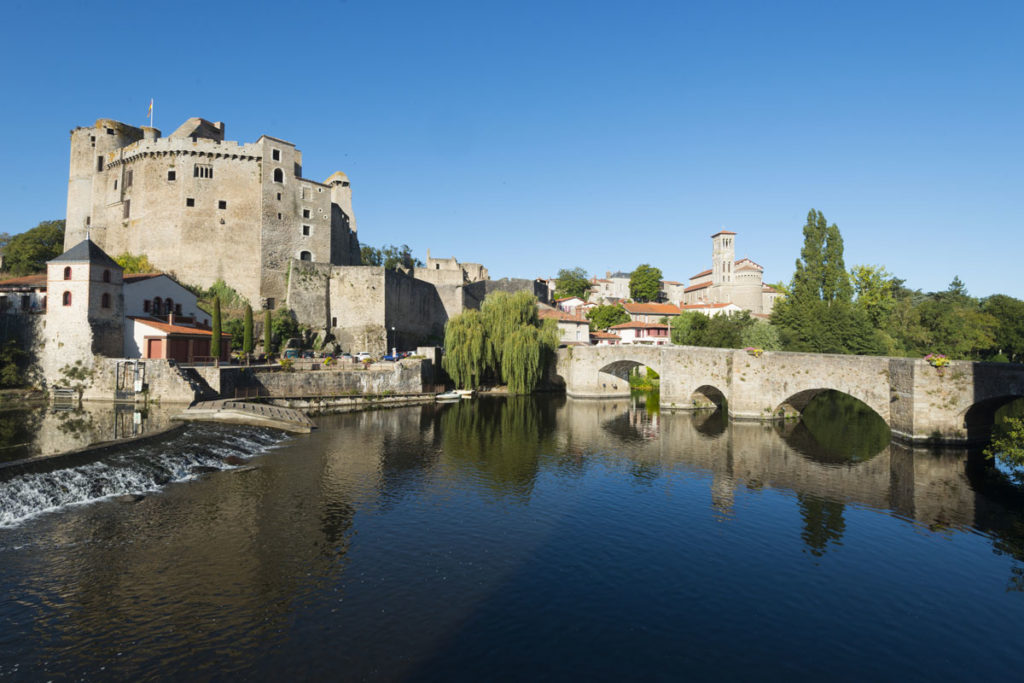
left=168, top=312, right=174, bottom=326
left=606, top=271, right=611, bottom=279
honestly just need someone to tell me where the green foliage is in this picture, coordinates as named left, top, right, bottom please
left=270, top=309, right=301, bottom=352
left=981, top=295, right=1024, bottom=363
left=114, top=252, right=155, bottom=274
left=0, top=340, right=27, bottom=388
left=211, top=296, right=222, bottom=358
left=192, top=279, right=248, bottom=313
left=243, top=304, right=254, bottom=354
left=629, top=264, right=663, bottom=303
left=2, top=220, right=65, bottom=276
left=443, top=310, right=487, bottom=389
left=263, top=309, right=272, bottom=355
left=586, top=304, right=630, bottom=330
left=670, top=311, right=708, bottom=346
left=553, top=267, right=592, bottom=300
left=850, top=264, right=897, bottom=328
left=986, top=416, right=1024, bottom=483
left=740, top=320, right=782, bottom=351
left=360, top=244, right=423, bottom=270
left=223, top=317, right=244, bottom=350
left=443, top=292, right=557, bottom=393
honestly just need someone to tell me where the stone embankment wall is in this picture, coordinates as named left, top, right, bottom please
left=80, top=358, right=197, bottom=403
left=206, top=358, right=429, bottom=399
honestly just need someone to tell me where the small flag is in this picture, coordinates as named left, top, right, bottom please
left=147, top=99, right=153, bottom=119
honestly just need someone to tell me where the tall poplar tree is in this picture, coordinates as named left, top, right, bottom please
left=264, top=309, right=272, bottom=356
left=243, top=304, right=254, bottom=355
left=773, top=209, right=881, bottom=355
left=211, top=296, right=222, bottom=359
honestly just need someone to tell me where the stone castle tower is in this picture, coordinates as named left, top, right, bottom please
left=65, top=117, right=361, bottom=308
left=41, top=239, right=125, bottom=379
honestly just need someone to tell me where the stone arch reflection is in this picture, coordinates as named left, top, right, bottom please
left=690, top=384, right=726, bottom=410
left=963, top=395, right=1024, bottom=444
left=777, top=390, right=891, bottom=464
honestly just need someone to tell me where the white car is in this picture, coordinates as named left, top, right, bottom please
left=355, top=352, right=371, bottom=361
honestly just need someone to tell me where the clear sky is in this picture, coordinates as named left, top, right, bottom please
left=1, top=0, right=1021, bottom=297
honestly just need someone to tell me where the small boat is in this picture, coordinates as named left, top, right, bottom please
left=455, top=389, right=475, bottom=399
left=436, top=391, right=461, bottom=402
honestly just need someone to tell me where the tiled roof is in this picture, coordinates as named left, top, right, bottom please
left=609, top=321, right=669, bottom=330
left=684, top=282, right=711, bottom=293
left=622, top=302, right=681, bottom=315
left=554, top=296, right=584, bottom=303
left=762, top=284, right=780, bottom=293
left=590, top=331, right=621, bottom=339
left=123, top=273, right=165, bottom=283
left=711, top=230, right=737, bottom=237
left=661, top=280, right=683, bottom=286
left=538, top=308, right=588, bottom=323
left=690, top=269, right=713, bottom=279
left=130, top=316, right=231, bottom=337
left=679, top=302, right=735, bottom=310
left=735, top=257, right=764, bottom=270
left=0, top=274, right=47, bottom=288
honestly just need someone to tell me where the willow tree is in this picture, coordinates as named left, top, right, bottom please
left=481, top=291, right=539, bottom=381
left=443, top=309, right=487, bottom=389
left=501, top=319, right=560, bottom=394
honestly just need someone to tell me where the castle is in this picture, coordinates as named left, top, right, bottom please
left=64, top=116, right=500, bottom=355
left=66, top=117, right=361, bottom=308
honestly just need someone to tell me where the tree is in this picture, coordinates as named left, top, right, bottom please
left=2, top=220, right=65, bottom=276
left=114, top=252, right=156, bottom=274
left=271, top=309, right=301, bottom=351
left=773, top=210, right=881, bottom=355
left=442, top=291, right=559, bottom=393
left=982, top=295, right=1024, bottom=363
left=740, top=319, right=782, bottom=351
left=243, top=304, right=254, bottom=355
left=224, top=317, right=244, bottom=350
left=629, top=264, right=663, bottom=302
left=211, top=296, right=222, bottom=359
left=361, top=243, right=422, bottom=270
left=985, top=416, right=1024, bottom=484
left=670, top=311, right=708, bottom=346
left=263, top=309, right=272, bottom=356
left=586, top=304, right=630, bottom=330
left=554, top=267, right=592, bottom=300
left=850, top=264, right=897, bottom=329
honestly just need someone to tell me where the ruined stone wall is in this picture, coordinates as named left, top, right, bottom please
left=228, top=360, right=427, bottom=397
left=286, top=260, right=333, bottom=330
left=327, top=266, right=387, bottom=354
left=384, top=270, right=448, bottom=350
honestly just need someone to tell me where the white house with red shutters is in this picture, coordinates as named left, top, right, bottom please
left=608, top=321, right=671, bottom=345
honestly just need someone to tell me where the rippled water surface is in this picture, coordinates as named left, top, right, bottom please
left=2, top=395, right=1024, bottom=681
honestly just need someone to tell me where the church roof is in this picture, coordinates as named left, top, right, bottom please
left=50, top=239, right=121, bottom=270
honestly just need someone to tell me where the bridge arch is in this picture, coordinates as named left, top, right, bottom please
left=598, top=358, right=662, bottom=381
left=690, top=384, right=727, bottom=410
left=962, top=394, right=1024, bottom=443
left=774, top=388, right=888, bottom=423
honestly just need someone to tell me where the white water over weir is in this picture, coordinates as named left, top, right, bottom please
left=0, top=425, right=285, bottom=528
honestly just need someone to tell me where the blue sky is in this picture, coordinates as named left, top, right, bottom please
left=1, top=0, right=1021, bottom=297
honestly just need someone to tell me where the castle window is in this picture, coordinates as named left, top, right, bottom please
left=186, top=197, right=195, bottom=207
left=114, top=179, right=118, bottom=190
left=123, top=200, right=130, bottom=218
left=302, top=209, right=310, bottom=218
left=168, top=170, right=176, bottom=181
left=85, top=216, right=90, bottom=226
left=266, top=298, right=275, bottom=310
left=125, top=169, right=133, bottom=188
left=300, top=251, right=312, bottom=261
left=97, top=156, right=104, bottom=172
left=102, top=269, right=111, bottom=283
left=144, top=299, right=151, bottom=312
left=332, top=317, right=337, bottom=327
left=63, top=267, right=72, bottom=280
left=276, top=193, right=281, bottom=201
left=300, top=188, right=307, bottom=199
left=277, top=213, right=282, bottom=220
left=218, top=200, right=227, bottom=210
left=317, top=188, right=322, bottom=193
left=105, top=128, right=114, bottom=135
left=101, top=293, right=111, bottom=308
left=194, top=164, right=213, bottom=179
left=302, top=225, right=310, bottom=236
left=272, top=149, right=280, bottom=161
left=153, top=297, right=163, bottom=315
left=273, top=168, right=284, bottom=183
left=63, top=291, right=72, bottom=306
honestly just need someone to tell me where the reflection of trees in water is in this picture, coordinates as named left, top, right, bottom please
left=797, top=493, right=846, bottom=557
left=440, top=397, right=558, bottom=499
left=780, top=391, right=890, bottom=464
left=0, top=406, right=45, bottom=462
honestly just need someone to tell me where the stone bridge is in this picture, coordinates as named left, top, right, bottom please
left=555, top=345, right=1024, bottom=444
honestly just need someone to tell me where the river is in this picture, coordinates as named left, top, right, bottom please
left=1, top=394, right=1023, bottom=680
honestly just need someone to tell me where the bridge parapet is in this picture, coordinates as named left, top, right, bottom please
left=556, top=346, right=1024, bottom=444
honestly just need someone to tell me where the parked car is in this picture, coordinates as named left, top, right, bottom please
left=284, top=349, right=300, bottom=359
left=355, top=352, right=371, bottom=361
left=382, top=352, right=401, bottom=361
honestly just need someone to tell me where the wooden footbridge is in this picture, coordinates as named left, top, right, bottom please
left=175, top=400, right=315, bottom=434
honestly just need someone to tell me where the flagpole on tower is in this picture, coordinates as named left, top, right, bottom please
left=148, top=98, right=153, bottom=128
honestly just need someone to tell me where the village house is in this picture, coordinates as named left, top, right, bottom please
left=622, top=302, right=681, bottom=324
left=538, top=306, right=590, bottom=345
left=608, top=320, right=670, bottom=345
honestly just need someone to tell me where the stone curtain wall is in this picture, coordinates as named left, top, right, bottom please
left=216, top=360, right=427, bottom=398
